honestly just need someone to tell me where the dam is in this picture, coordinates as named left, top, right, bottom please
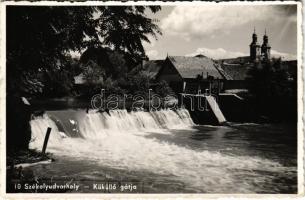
left=27, top=108, right=297, bottom=193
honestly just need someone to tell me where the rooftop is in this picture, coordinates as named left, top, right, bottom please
left=167, top=56, right=225, bottom=79
left=220, top=63, right=250, bottom=80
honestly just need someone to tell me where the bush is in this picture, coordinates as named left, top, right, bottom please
left=155, top=80, right=174, bottom=97
left=125, top=73, right=151, bottom=94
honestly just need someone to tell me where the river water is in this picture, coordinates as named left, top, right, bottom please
left=28, top=109, right=297, bottom=193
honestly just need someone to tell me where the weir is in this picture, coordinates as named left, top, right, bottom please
left=30, top=108, right=195, bottom=149
left=179, top=93, right=227, bottom=125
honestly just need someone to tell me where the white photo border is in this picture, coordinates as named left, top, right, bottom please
left=0, top=1, right=303, bottom=199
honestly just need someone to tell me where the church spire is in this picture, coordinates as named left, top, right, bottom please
left=250, top=28, right=260, bottom=62
left=263, top=28, right=269, bottom=41
left=252, top=27, right=258, bottom=42
left=261, top=28, right=271, bottom=61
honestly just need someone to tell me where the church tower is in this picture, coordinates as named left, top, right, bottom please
left=249, top=28, right=261, bottom=62
left=261, top=29, right=271, bottom=61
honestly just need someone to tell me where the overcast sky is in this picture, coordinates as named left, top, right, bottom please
left=144, top=5, right=298, bottom=60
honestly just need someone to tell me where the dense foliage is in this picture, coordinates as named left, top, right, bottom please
left=247, top=59, right=297, bottom=122
left=6, top=6, right=161, bottom=152
left=7, top=6, right=161, bottom=97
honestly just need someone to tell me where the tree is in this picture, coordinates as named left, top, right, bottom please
left=7, top=6, right=161, bottom=151
left=7, top=6, right=96, bottom=96
left=95, top=6, right=162, bottom=62
left=126, top=72, right=151, bottom=94
left=248, top=59, right=291, bottom=99
left=7, top=6, right=161, bottom=96
left=80, top=47, right=128, bottom=81
left=155, top=80, right=174, bottom=97
left=247, top=59, right=296, bottom=121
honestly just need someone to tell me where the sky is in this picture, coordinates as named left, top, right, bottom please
left=143, top=5, right=298, bottom=61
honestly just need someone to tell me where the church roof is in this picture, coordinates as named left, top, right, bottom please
left=167, top=56, right=225, bottom=79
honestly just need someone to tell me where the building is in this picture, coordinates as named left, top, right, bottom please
left=260, top=30, right=271, bottom=61
left=156, top=55, right=226, bottom=94
left=216, top=29, right=290, bottom=93
left=250, top=28, right=271, bottom=62
left=218, top=63, right=250, bottom=93
left=249, top=28, right=261, bottom=62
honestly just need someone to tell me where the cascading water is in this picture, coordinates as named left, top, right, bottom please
left=29, top=108, right=296, bottom=193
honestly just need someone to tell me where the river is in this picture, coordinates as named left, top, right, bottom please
left=27, top=109, right=297, bottom=193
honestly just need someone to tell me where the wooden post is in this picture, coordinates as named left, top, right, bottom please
left=42, top=127, right=52, bottom=155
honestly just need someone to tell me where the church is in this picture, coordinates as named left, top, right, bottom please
left=217, top=29, right=296, bottom=93
left=249, top=28, right=271, bottom=62
left=218, top=28, right=273, bottom=65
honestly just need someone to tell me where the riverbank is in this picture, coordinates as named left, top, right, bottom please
left=6, top=149, right=54, bottom=193
left=7, top=149, right=51, bottom=166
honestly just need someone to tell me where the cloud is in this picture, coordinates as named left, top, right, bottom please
left=186, top=47, right=297, bottom=61
left=161, top=5, right=296, bottom=40
left=271, top=50, right=297, bottom=61
left=186, top=47, right=247, bottom=59
left=146, top=50, right=159, bottom=60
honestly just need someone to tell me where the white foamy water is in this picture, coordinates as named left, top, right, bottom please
left=29, top=109, right=295, bottom=193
